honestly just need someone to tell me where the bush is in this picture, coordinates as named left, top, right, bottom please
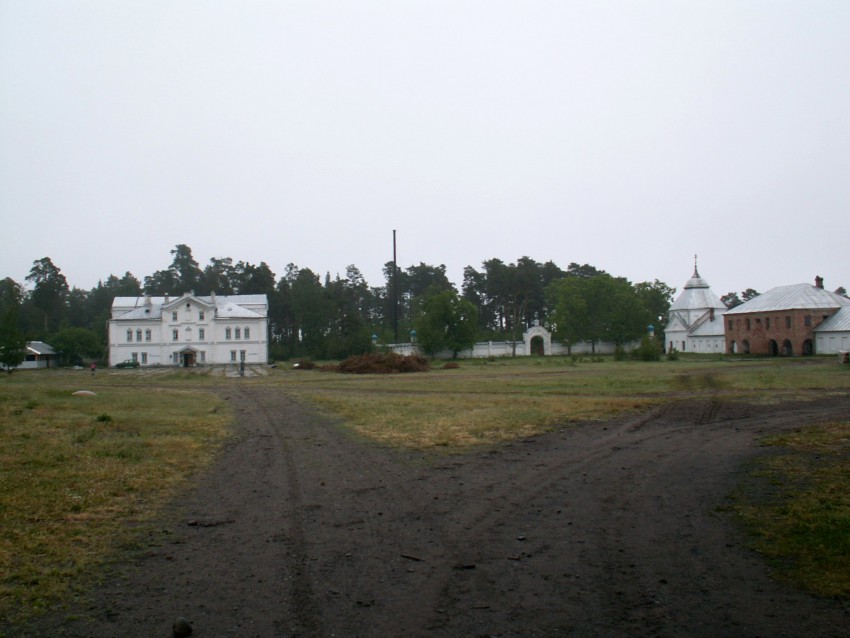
left=667, top=348, right=680, bottom=361
left=293, top=358, right=315, bottom=370
left=631, top=336, right=663, bottom=361
left=336, top=352, right=430, bottom=374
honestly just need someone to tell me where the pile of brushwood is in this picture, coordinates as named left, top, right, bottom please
left=336, top=352, right=430, bottom=374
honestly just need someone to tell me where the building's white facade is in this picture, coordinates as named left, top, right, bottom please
left=814, top=306, right=850, bottom=354
left=108, top=292, right=268, bottom=367
left=663, top=265, right=727, bottom=354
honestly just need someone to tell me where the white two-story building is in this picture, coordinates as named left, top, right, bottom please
left=108, top=292, right=268, bottom=367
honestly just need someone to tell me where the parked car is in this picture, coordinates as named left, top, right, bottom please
left=115, top=359, right=140, bottom=368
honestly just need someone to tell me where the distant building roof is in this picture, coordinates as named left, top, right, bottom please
left=815, top=306, right=850, bottom=332
left=725, top=283, right=850, bottom=315
left=26, top=341, right=56, bottom=355
left=112, top=293, right=268, bottom=319
left=668, top=266, right=727, bottom=313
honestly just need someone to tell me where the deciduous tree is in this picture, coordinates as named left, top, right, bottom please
left=50, top=327, right=104, bottom=365
left=0, top=305, right=25, bottom=371
left=414, top=290, right=478, bottom=358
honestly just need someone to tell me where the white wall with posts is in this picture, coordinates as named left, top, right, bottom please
left=384, top=324, right=630, bottom=359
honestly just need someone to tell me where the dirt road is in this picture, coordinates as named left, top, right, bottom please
left=11, top=387, right=850, bottom=637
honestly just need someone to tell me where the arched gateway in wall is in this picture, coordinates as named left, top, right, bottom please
left=523, top=323, right=552, bottom=356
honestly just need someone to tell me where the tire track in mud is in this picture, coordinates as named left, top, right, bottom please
left=228, top=387, right=325, bottom=637
left=406, top=397, right=850, bottom=636
left=229, top=387, right=459, bottom=637
left=260, top=391, right=850, bottom=637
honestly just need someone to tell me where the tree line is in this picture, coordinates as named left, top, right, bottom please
left=2, top=244, right=682, bottom=366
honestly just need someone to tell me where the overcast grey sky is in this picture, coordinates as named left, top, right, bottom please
left=2, top=1, right=848, bottom=299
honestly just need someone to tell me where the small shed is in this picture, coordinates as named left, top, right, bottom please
left=21, top=341, right=58, bottom=369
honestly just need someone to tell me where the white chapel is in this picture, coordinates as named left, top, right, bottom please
left=664, top=261, right=727, bottom=354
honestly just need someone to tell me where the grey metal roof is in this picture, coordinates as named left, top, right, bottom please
left=116, top=305, right=163, bottom=320
left=112, top=294, right=268, bottom=319
left=815, top=306, right=850, bottom=332
left=217, top=303, right=265, bottom=319
left=725, top=283, right=850, bottom=314
left=668, top=268, right=727, bottom=312
left=26, top=341, right=56, bottom=355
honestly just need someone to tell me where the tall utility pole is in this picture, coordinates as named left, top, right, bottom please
left=392, top=230, right=399, bottom=342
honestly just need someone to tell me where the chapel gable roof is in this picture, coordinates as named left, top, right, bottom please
left=688, top=309, right=725, bottom=337
left=664, top=311, right=690, bottom=332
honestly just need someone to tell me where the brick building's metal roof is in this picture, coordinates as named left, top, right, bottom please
left=725, top=283, right=850, bottom=314
left=815, top=306, right=850, bottom=332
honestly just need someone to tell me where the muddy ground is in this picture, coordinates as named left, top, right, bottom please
left=7, top=387, right=850, bottom=637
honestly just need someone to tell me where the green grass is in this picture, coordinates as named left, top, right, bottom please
left=732, top=420, right=850, bottom=598
left=0, top=370, right=229, bottom=624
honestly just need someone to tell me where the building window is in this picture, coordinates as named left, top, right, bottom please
left=230, top=350, right=237, bottom=362
left=136, top=329, right=142, bottom=342
left=172, top=311, right=178, bottom=322
left=173, top=352, right=180, bottom=364
left=728, top=320, right=733, bottom=330
left=126, top=329, right=133, bottom=342
left=804, top=315, right=812, bottom=327
left=131, top=352, right=138, bottom=363
left=786, top=316, right=792, bottom=328
left=172, top=329, right=179, bottom=341
left=200, top=351, right=206, bottom=363
left=141, top=352, right=148, bottom=364
left=199, top=328, right=205, bottom=340
left=766, top=318, right=770, bottom=329
left=244, top=327, right=250, bottom=339
left=745, top=319, right=751, bottom=331
left=226, top=327, right=232, bottom=340
left=199, top=311, right=205, bottom=321
left=145, top=329, right=151, bottom=342
left=235, top=327, right=241, bottom=340
left=240, top=350, right=246, bottom=362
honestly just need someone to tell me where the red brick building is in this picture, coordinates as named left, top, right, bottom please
left=724, top=277, right=850, bottom=356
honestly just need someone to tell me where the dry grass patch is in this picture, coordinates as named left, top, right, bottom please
left=0, top=378, right=229, bottom=623
left=294, top=361, right=661, bottom=449
left=282, top=356, right=850, bottom=451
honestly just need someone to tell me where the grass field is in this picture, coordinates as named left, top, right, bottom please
left=1, top=355, right=848, bottom=623
left=0, top=371, right=229, bottom=624
left=275, top=355, right=850, bottom=447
